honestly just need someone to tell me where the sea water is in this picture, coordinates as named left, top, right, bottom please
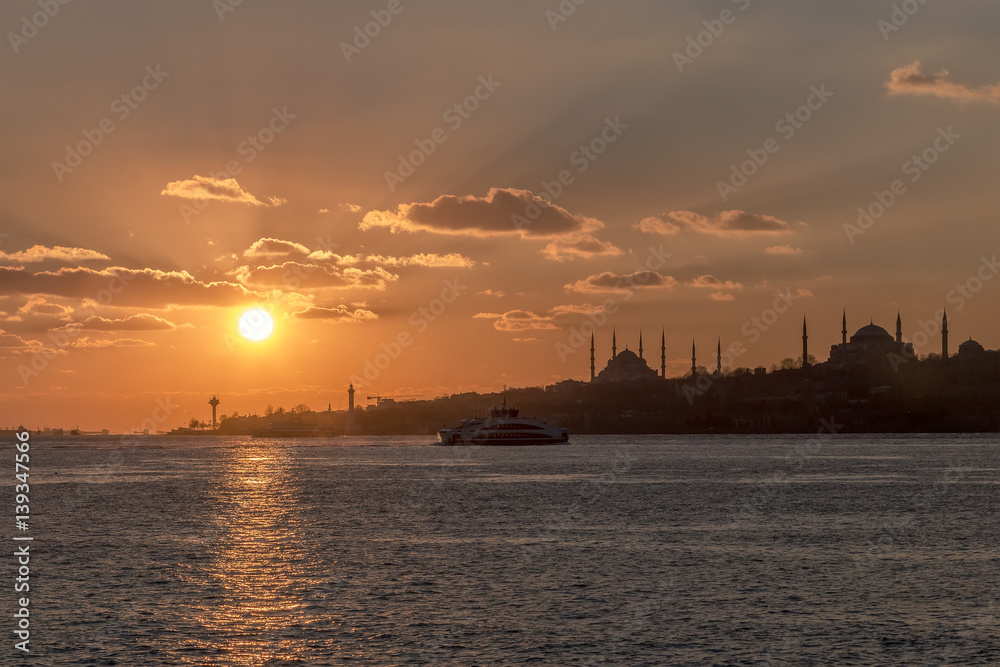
left=5, top=433, right=998, bottom=665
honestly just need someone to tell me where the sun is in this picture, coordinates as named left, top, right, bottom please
left=238, top=308, right=274, bottom=341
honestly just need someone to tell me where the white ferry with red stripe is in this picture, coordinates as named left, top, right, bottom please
left=437, top=396, right=570, bottom=446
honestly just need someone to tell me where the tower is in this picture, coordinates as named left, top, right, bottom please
left=348, top=384, right=356, bottom=426
left=802, top=316, right=809, bottom=368
left=590, top=333, right=595, bottom=382
left=612, top=328, right=617, bottom=360
left=208, top=395, right=220, bottom=430
left=842, top=308, right=847, bottom=345
left=639, top=330, right=644, bottom=360
left=896, top=311, right=902, bottom=343
left=716, top=337, right=722, bottom=376
left=942, top=309, right=949, bottom=360
left=691, top=339, right=697, bottom=377
left=660, top=329, right=666, bottom=378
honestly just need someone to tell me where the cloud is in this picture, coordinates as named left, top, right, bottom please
left=709, top=293, right=735, bottom=302
left=475, top=303, right=610, bottom=332
left=160, top=175, right=286, bottom=206
left=886, top=61, right=1000, bottom=105
left=765, top=245, right=803, bottom=256
left=341, top=253, right=475, bottom=268
left=233, top=262, right=398, bottom=291
left=549, top=303, right=608, bottom=317
left=0, top=330, right=71, bottom=360
left=687, top=275, right=743, bottom=290
left=360, top=187, right=603, bottom=238
left=339, top=203, right=362, bottom=213
left=243, top=238, right=311, bottom=260
left=306, top=251, right=475, bottom=269
left=564, top=270, right=678, bottom=295
left=479, top=289, right=505, bottom=298
left=635, top=210, right=792, bottom=236
left=292, top=305, right=378, bottom=323
left=17, top=296, right=73, bottom=318
left=70, top=337, right=155, bottom=348
left=60, top=314, right=189, bottom=331
left=474, top=310, right=559, bottom=331
left=0, top=245, right=110, bottom=265
left=540, top=234, right=624, bottom=262
left=318, top=208, right=330, bottom=214
left=0, top=265, right=264, bottom=307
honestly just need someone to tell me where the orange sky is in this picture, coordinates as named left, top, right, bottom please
left=1, top=1, right=998, bottom=432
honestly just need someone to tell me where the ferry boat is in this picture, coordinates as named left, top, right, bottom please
left=437, top=396, right=569, bottom=446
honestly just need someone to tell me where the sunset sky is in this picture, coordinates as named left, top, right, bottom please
left=1, top=0, right=998, bottom=432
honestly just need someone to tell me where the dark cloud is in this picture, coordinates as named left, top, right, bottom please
left=636, top=210, right=793, bottom=236
left=292, top=305, right=378, bottom=323
left=541, top=234, right=623, bottom=262
left=361, top=188, right=603, bottom=238
left=565, top=270, right=678, bottom=295
left=0, top=265, right=263, bottom=307
left=233, top=262, right=398, bottom=291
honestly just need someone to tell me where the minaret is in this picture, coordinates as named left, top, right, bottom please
left=716, top=337, right=722, bottom=376
left=660, top=329, right=666, bottom=378
left=942, top=309, right=949, bottom=360
left=612, top=328, right=617, bottom=360
left=895, top=311, right=902, bottom=343
left=691, top=339, right=697, bottom=376
left=842, top=308, right=847, bottom=345
left=590, top=333, right=595, bottom=382
left=638, top=330, right=644, bottom=360
left=208, top=395, right=220, bottom=430
left=348, top=384, right=356, bottom=427
left=802, top=316, right=809, bottom=368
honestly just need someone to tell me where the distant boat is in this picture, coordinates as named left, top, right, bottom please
left=438, top=396, right=569, bottom=446
left=250, top=419, right=338, bottom=438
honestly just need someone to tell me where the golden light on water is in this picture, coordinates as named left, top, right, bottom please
left=189, top=443, right=328, bottom=665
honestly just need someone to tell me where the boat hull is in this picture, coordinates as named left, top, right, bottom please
left=437, top=427, right=569, bottom=446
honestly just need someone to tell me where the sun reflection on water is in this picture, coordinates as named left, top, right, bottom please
left=183, top=442, right=331, bottom=665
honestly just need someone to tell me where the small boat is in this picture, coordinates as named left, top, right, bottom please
left=250, top=419, right=337, bottom=438
left=438, top=396, right=569, bottom=446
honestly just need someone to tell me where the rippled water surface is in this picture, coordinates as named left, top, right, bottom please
left=7, top=434, right=999, bottom=665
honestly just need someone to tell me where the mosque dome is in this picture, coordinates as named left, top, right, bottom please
left=852, top=323, right=892, bottom=341
left=595, top=348, right=658, bottom=382
left=615, top=349, right=641, bottom=362
left=958, top=338, right=986, bottom=355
